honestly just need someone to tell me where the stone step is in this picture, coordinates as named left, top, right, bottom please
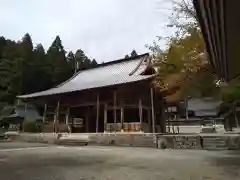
left=56, top=138, right=89, bottom=146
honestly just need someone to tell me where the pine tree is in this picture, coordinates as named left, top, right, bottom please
left=130, top=50, right=138, bottom=57
left=125, top=55, right=129, bottom=59
left=47, top=36, right=72, bottom=85
left=67, top=51, right=76, bottom=73
left=91, top=59, right=98, bottom=67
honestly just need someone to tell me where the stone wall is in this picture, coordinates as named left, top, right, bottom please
left=88, top=133, right=157, bottom=148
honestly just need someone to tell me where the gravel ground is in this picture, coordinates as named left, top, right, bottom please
left=0, top=142, right=240, bottom=180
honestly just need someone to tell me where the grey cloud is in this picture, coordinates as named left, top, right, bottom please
left=0, top=0, right=173, bottom=62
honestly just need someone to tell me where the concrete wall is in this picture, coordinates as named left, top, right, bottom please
left=5, top=132, right=240, bottom=150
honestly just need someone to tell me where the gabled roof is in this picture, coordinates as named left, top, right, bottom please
left=0, top=104, right=42, bottom=122
left=188, top=97, right=222, bottom=117
left=18, top=53, right=156, bottom=99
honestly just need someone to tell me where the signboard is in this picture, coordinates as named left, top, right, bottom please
left=72, top=118, right=83, bottom=127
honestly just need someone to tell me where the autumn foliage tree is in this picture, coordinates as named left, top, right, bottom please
left=148, top=0, right=218, bottom=101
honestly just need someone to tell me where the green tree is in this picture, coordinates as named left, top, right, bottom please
left=130, top=50, right=138, bottom=57
left=91, top=59, right=98, bottom=68
left=67, top=51, right=76, bottom=73
left=47, top=36, right=72, bottom=85
left=124, top=55, right=129, bottom=59
left=75, top=49, right=92, bottom=70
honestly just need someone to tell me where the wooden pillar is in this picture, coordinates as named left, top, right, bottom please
left=22, top=103, right=27, bottom=132
left=24, top=103, right=27, bottom=113
left=120, top=101, right=124, bottom=132
left=185, top=97, right=189, bottom=120
left=96, top=93, right=100, bottom=133
left=139, top=99, right=143, bottom=132
left=113, top=91, right=117, bottom=132
left=42, top=104, right=47, bottom=123
left=150, top=88, right=155, bottom=133
left=65, top=107, right=69, bottom=124
left=65, top=107, right=71, bottom=133
left=104, top=103, right=107, bottom=132
left=85, top=107, right=89, bottom=133
left=54, top=101, right=60, bottom=133
left=148, top=109, right=151, bottom=132
left=234, top=103, right=239, bottom=128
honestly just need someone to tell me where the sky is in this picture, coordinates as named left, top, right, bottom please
left=0, top=0, right=174, bottom=62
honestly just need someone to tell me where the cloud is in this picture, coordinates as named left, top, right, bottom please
left=0, top=0, right=173, bottom=62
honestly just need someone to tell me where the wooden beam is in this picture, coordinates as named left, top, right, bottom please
left=113, top=91, right=117, bottom=132
left=96, top=93, right=100, bottom=133
left=42, top=104, right=47, bottom=123
left=106, top=104, right=151, bottom=110
left=104, top=103, right=107, bottom=132
left=150, top=88, right=155, bottom=133
left=139, top=99, right=143, bottom=132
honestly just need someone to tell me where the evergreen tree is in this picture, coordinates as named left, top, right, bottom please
left=47, top=36, right=71, bottom=85
left=75, top=49, right=91, bottom=70
left=0, top=34, right=97, bottom=110
left=67, top=51, right=76, bottom=73
left=125, top=55, right=129, bottom=59
left=130, top=50, right=138, bottom=57
left=91, top=59, right=98, bottom=67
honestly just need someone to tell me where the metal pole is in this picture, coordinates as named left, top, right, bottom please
left=96, top=93, right=99, bottom=133
left=150, top=88, right=155, bottom=133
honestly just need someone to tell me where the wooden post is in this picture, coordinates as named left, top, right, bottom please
left=42, top=104, right=47, bottom=123
left=86, top=107, right=90, bottom=133
left=104, top=103, right=107, bottom=132
left=54, top=101, right=60, bottom=133
left=148, top=109, right=151, bottom=132
left=185, top=97, right=189, bottom=120
left=150, top=88, right=155, bottom=133
left=96, top=93, right=99, bottom=133
left=234, top=102, right=239, bottom=128
left=65, top=107, right=69, bottom=124
left=24, top=103, right=27, bottom=113
left=113, top=91, right=117, bottom=132
left=139, top=99, right=143, bottom=132
left=22, top=103, right=27, bottom=132
left=120, top=101, right=124, bottom=132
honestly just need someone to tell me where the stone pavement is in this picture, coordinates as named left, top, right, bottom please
left=0, top=142, right=240, bottom=180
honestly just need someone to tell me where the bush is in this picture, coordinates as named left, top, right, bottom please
left=23, top=117, right=37, bottom=132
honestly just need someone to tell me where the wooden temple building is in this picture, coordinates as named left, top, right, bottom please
left=18, top=53, right=166, bottom=133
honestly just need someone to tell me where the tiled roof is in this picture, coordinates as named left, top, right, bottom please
left=18, top=53, right=156, bottom=99
left=188, top=98, right=222, bottom=117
